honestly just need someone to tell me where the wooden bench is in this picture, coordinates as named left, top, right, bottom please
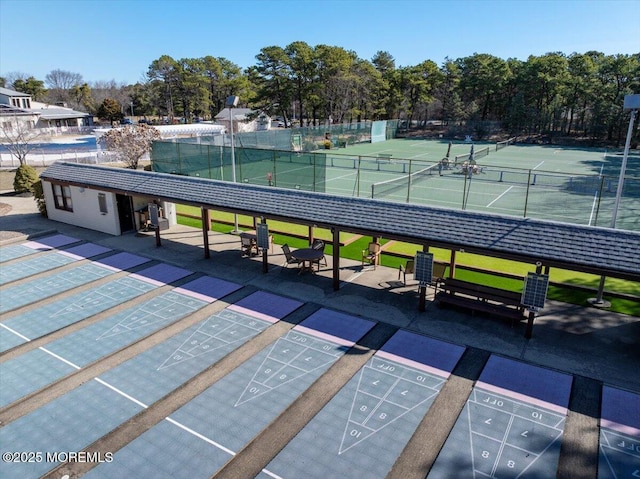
left=436, top=278, right=525, bottom=324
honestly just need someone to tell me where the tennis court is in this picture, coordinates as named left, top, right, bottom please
left=153, top=138, right=639, bottom=230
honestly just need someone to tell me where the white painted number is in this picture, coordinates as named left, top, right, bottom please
left=507, top=460, right=515, bottom=468
left=482, top=451, right=490, bottom=459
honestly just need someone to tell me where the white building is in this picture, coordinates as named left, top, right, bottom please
left=0, top=86, right=93, bottom=134
left=42, top=178, right=177, bottom=236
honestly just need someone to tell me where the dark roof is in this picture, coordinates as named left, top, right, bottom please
left=41, top=162, right=640, bottom=281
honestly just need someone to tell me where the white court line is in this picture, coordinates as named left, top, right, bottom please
left=487, top=186, right=514, bottom=208
left=39, top=347, right=81, bottom=370
left=589, top=163, right=606, bottom=226
left=261, top=469, right=284, bottom=479
left=164, top=417, right=236, bottom=456
left=0, top=323, right=31, bottom=342
left=93, top=378, right=149, bottom=408
left=533, top=161, right=545, bottom=170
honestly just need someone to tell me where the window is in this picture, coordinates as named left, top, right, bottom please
left=52, top=183, right=73, bottom=211
left=98, top=193, right=108, bottom=214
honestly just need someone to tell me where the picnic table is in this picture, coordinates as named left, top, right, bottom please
left=291, top=248, right=324, bottom=274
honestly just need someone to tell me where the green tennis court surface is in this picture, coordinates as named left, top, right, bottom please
left=154, top=138, right=639, bottom=230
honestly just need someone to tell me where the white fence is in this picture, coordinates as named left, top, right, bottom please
left=0, top=151, right=122, bottom=168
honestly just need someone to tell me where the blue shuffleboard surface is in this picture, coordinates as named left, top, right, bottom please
left=598, top=386, right=640, bottom=479
left=258, top=330, right=465, bottom=479
left=429, top=355, right=573, bottom=479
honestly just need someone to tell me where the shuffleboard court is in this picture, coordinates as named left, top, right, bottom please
left=598, top=386, right=640, bottom=478
left=84, top=308, right=376, bottom=479
left=428, top=355, right=573, bottom=479
left=0, top=276, right=241, bottom=408
left=0, top=380, right=144, bottom=479
left=90, top=291, right=302, bottom=410
left=0, top=244, right=118, bottom=313
left=0, top=262, right=190, bottom=352
left=258, top=330, right=466, bottom=479
left=0, top=234, right=80, bottom=263
left=0, top=250, right=79, bottom=285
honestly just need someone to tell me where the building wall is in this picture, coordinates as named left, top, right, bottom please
left=43, top=181, right=121, bottom=235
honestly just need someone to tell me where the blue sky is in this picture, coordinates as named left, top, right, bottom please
left=1, top=0, right=639, bottom=85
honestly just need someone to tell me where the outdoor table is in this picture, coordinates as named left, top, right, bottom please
left=291, top=247, right=324, bottom=274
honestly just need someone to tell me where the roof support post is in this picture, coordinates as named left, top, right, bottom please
left=261, top=217, right=268, bottom=274
left=155, top=226, right=161, bottom=247
left=418, top=244, right=429, bottom=312
left=449, top=250, right=457, bottom=278
left=308, top=225, right=314, bottom=245
left=201, top=207, right=210, bottom=259
left=332, top=227, right=340, bottom=291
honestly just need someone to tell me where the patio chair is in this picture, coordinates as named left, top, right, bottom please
left=281, top=244, right=302, bottom=269
left=240, top=236, right=258, bottom=257
left=398, top=259, right=414, bottom=285
left=361, top=242, right=381, bottom=269
left=432, top=262, right=448, bottom=292
left=311, top=239, right=327, bottom=267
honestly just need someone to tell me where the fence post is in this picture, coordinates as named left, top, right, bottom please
left=406, top=160, right=412, bottom=203
left=593, top=175, right=605, bottom=226
left=523, top=170, right=532, bottom=217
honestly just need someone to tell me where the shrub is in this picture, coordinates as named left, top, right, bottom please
left=32, top=180, right=47, bottom=217
left=13, top=164, right=38, bottom=193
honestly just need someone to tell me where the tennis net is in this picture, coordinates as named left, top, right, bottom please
left=454, top=146, right=490, bottom=164
left=371, top=164, right=439, bottom=199
left=496, top=137, right=517, bottom=151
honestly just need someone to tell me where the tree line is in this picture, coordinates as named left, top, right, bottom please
left=2, top=42, right=638, bottom=144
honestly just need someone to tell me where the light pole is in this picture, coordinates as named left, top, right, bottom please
left=226, top=95, right=240, bottom=233
left=589, top=93, right=639, bottom=307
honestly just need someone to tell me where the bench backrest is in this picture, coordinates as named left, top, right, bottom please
left=443, top=278, right=522, bottom=303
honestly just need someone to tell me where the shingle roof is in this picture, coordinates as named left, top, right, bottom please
left=41, top=162, right=640, bottom=281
